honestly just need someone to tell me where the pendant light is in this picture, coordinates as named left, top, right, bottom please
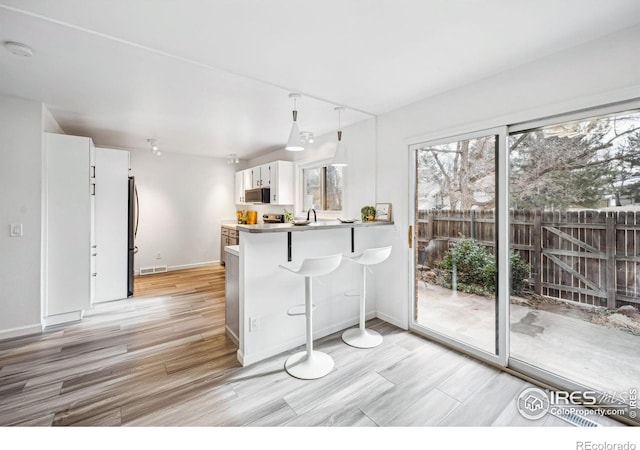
left=331, top=106, right=348, bottom=166
left=285, top=93, right=304, bottom=151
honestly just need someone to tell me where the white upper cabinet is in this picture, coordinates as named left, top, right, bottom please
left=237, top=161, right=293, bottom=205
left=235, top=170, right=245, bottom=203
left=234, top=169, right=253, bottom=203
left=268, top=161, right=293, bottom=205
left=250, top=164, right=271, bottom=188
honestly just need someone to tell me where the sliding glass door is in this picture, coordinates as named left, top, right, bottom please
left=409, top=103, right=640, bottom=425
left=508, top=107, right=640, bottom=423
left=410, top=128, right=508, bottom=364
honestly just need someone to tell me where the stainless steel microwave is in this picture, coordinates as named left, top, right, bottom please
left=245, top=187, right=271, bottom=204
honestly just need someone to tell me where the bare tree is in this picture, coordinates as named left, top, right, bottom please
left=417, top=112, right=640, bottom=211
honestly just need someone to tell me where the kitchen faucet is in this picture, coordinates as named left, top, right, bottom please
left=307, top=208, right=316, bottom=222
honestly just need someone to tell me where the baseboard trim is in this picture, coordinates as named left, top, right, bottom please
left=225, top=325, right=239, bottom=346
left=376, top=311, right=408, bottom=330
left=0, top=323, right=43, bottom=341
left=237, top=348, right=245, bottom=366
left=167, top=261, right=217, bottom=271
left=135, top=261, right=219, bottom=275
left=239, top=311, right=376, bottom=367
left=43, top=310, right=83, bottom=327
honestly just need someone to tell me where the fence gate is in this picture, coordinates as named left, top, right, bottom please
left=537, top=211, right=615, bottom=309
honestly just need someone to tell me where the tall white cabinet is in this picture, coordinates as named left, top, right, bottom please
left=43, top=133, right=93, bottom=325
left=93, top=147, right=129, bottom=303
left=43, top=134, right=130, bottom=326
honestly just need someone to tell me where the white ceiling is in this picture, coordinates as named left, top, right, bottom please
left=1, top=1, right=640, bottom=159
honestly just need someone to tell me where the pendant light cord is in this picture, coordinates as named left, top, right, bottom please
left=292, top=97, right=298, bottom=122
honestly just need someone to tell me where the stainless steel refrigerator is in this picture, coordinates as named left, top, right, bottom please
left=127, top=176, right=138, bottom=297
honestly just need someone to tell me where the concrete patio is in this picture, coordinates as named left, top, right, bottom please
left=417, top=283, right=640, bottom=396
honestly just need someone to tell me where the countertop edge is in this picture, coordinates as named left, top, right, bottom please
left=236, top=221, right=395, bottom=233
left=221, top=222, right=238, bottom=230
left=224, top=245, right=240, bottom=256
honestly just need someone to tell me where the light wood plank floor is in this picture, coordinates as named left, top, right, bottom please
left=0, top=265, right=625, bottom=426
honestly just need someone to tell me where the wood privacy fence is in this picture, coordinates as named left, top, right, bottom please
left=417, top=209, right=640, bottom=309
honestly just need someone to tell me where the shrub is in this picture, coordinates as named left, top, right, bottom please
left=509, top=251, right=531, bottom=295
left=435, top=236, right=530, bottom=296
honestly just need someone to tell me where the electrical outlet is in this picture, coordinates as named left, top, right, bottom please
left=10, top=223, right=23, bottom=237
left=156, top=252, right=161, bottom=259
left=249, top=316, right=260, bottom=332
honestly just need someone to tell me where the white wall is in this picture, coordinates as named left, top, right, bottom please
left=375, top=25, right=640, bottom=329
left=42, top=106, right=64, bottom=134
left=0, top=95, right=44, bottom=337
left=129, top=149, right=236, bottom=271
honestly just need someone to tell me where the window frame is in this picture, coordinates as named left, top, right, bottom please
left=295, top=158, right=345, bottom=219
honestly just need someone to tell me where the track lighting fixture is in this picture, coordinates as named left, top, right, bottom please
left=147, top=138, right=161, bottom=156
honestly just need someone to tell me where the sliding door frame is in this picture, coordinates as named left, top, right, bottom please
left=408, top=126, right=509, bottom=368
left=506, top=98, right=640, bottom=403
left=408, top=99, right=640, bottom=425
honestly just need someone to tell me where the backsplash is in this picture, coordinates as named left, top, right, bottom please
left=233, top=203, right=294, bottom=223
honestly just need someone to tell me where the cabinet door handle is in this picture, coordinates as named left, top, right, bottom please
left=90, top=165, right=96, bottom=178
left=90, top=183, right=95, bottom=196
left=92, top=273, right=97, bottom=277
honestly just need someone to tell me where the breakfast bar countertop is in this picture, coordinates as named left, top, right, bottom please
left=234, top=217, right=395, bottom=367
left=236, top=220, right=394, bottom=233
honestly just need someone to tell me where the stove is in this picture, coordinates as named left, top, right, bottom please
left=263, top=213, right=285, bottom=223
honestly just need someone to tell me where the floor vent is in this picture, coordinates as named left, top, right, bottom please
left=554, top=410, right=599, bottom=427
left=139, top=265, right=168, bottom=275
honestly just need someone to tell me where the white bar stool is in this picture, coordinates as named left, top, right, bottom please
left=279, top=253, right=343, bottom=379
left=342, top=246, right=392, bottom=348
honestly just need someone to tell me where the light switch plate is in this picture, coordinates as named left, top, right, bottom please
left=10, top=223, right=23, bottom=237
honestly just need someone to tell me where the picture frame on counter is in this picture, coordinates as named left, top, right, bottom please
left=376, top=203, right=392, bottom=221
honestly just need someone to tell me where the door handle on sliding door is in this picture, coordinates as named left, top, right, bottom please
left=408, top=225, right=413, bottom=249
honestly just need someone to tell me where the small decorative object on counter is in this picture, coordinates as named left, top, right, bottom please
left=236, top=210, right=244, bottom=224
left=361, top=205, right=376, bottom=222
left=375, top=203, right=392, bottom=221
left=246, top=210, right=258, bottom=224
left=283, top=209, right=294, bottom=223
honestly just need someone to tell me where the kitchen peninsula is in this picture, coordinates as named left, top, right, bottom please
left=231, top=220, right=395, bottom=366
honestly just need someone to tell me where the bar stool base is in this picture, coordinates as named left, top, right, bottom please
left=342, top=328, right=383, bottom=349
left=285, top=350, right=334, bottom=380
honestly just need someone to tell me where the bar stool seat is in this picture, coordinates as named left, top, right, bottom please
left=279, top=253, right=342, bottom=379
left=342, top=246, right=392, bottom=349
